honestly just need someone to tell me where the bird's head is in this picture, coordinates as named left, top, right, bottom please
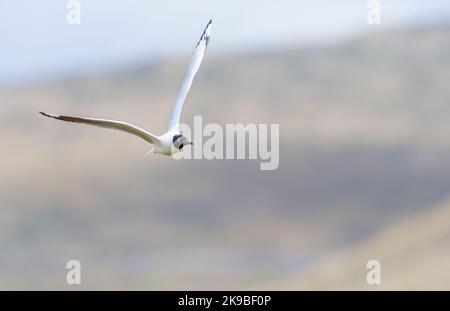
left=172, top=133, right=193, bottom=150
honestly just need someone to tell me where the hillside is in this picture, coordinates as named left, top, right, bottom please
left=0, top=25, right=449, bottom=289
left=262, top=197, right=450, bottom=290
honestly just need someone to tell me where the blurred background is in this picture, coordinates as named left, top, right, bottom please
left=1, top=0, right=450, bottom=290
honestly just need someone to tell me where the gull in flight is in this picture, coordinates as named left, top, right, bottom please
left=40, top=20, right=212, bottom=156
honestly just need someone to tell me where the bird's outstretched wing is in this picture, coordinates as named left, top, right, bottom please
left=39, top=112, right=160, bottom=144
left=167, top=19, right=212, bottom=131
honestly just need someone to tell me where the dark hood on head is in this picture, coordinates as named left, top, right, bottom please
left=172, top=134, right=183, bottom=143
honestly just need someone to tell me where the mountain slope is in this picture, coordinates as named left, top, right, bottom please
left=0, top=25, right=449, bottom=289
left=262, top=197, right=450, bottom=290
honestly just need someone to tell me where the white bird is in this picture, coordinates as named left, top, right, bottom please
left=40, top=19, right=212, bottom=156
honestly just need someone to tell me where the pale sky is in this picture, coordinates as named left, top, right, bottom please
left=1, top=0, right=449, bottom=84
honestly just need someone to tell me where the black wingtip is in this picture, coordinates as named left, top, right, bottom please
left=204, top=19, right=212, bottom=34
left=197, top=19, right=213, bottom=48
left=39, top=111, right=56, bottom=119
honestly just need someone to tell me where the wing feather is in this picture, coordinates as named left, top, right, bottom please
left=167, top=19, right=212, bottom=131
left=39, top=112, right=160, bottom=144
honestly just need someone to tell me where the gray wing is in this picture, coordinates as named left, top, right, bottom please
left=167, top=19, right=212, bottom=131
left=40, top=112, right=160, bottom=144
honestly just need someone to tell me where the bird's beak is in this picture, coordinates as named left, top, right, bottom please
left=188, top=141, right=194, bottom=145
